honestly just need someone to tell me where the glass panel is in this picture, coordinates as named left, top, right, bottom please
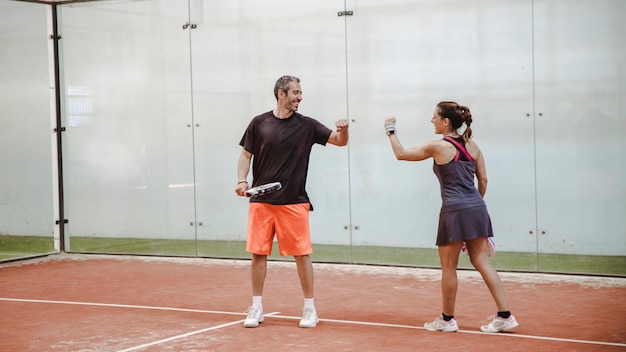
left=8, top=0, right=621, bottom=275
left=346, top=0, right=537, bottom=269
left=191, top=0, right=351, bottom=262
left=533, top=0, right=626, bottom=275
left=0, top=2, right=56, bottom=261
left=60, top=0, right=198, bottom=255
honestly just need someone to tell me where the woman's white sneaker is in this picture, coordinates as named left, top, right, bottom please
left=424, top=314, right=458, bottom=332
left=480, top=315, right=518, bottom=332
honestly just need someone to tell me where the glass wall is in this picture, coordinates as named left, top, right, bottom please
left=1, top=0, right=624, bottom=275
left=0, top=1, right=57, bottom=260
left=59, top=0, right=197, bottom=255
left=345, top=0, right=538, bottom=268
left=187, top=0, right=352, bottom=259
left=532, top=0, right=626, bottom=273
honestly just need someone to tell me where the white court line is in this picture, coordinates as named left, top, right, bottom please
left=117, top=312, right=281, bottom=352
left=294, top=316, right=626, bottom=348
left=2, top=298, right=625, bottom=349
left=0, top=297, right=243, bottom=316
left=116, top=320, right=243, bottom=352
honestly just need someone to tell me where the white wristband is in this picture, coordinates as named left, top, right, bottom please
left=385, top=123, right=396, bottom=134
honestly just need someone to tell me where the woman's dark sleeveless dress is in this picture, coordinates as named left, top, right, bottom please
left=432, top=137, right=494, bottom=245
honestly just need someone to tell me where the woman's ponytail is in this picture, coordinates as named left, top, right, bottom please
left=459, top=105, right=472, bottom=142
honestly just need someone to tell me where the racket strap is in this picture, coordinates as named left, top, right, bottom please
left=443, top=136, right=474, bottom=162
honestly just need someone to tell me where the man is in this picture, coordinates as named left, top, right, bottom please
left=235, top=75, right=349, bottom=328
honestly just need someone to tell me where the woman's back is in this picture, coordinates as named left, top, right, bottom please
left=433, top=137, right=485, bottom=211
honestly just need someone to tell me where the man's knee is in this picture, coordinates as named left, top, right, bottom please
left=251, top=253, right=267, bottom=263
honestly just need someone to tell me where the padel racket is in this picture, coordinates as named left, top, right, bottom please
left=245, top=182, right=282, bottom=197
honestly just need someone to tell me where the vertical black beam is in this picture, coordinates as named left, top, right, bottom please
left=51, top=4, right=66, bottom=252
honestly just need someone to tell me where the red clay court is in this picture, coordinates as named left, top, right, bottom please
left=1, top=253, right=625, bottom=351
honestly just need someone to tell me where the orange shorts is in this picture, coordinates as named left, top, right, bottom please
left=246, top=202, right=312, bottom=256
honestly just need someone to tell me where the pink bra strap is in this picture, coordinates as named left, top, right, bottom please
left=444, top=136, right=474, bottom=161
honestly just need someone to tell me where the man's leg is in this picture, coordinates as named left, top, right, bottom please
left=294, top=254, right=318, bottom=328
left=294, top=254, right=313, bottom=298
left=251, top=253, right=267, bottom=296
left=244, top=253, right=267, bottom=328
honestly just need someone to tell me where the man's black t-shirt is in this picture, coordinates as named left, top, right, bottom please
left=239, top=111, right=332, bottom=205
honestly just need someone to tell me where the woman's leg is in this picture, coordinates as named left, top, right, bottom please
left=466, top=237, right=509, bottom=311
left=438, top=242, right=463, bottom=316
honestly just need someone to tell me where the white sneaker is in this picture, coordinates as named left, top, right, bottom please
left=424, top=314, right=458, bottom=332
left=299, top=307, right=319, bottom=328
left=243, top=306, right=263, bottom=328
left=480, top=315, right=518, bottom=333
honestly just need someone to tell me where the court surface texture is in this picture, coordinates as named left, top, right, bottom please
left=1, top=253, right=624, bottom=351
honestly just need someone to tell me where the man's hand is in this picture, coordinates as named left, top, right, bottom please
left=335, top=119, right=349, bottom=132
left=235, top=181, right=249, bottom=197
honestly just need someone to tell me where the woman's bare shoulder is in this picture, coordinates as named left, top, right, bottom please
left=465, top=139, right=483, bottom=159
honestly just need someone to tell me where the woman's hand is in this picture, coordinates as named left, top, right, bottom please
left=384, top=116, right=396, bottom=134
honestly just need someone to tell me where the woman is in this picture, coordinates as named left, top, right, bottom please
left=384, top=101, right=518, bottom=333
